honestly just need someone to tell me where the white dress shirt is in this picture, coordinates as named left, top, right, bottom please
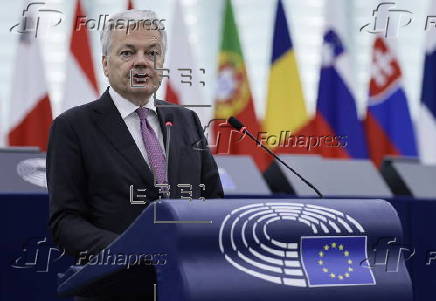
left=109, top=87, right=166, bottom=165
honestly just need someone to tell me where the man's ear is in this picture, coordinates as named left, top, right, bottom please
left=102, top=56, right=109, bottom=77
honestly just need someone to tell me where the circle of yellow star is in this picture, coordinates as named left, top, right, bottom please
left=317, top=241, right=354, bottom=281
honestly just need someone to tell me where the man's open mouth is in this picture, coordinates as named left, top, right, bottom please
left=133, top=73, right=149, bottom=83
left=130, top=70, right=151, bottom=86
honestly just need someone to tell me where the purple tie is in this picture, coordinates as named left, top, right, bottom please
left=136, top=107, right=167, bottom=184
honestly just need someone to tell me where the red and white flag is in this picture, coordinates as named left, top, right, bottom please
left=127, top=0, right=134, bottom=9
left=62, top=0, right=99, bottom=112
left=8, top=2, right=53, bottom=151
left=164, top=0, right=210, bottom=127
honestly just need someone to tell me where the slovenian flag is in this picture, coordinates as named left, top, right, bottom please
left=313, top=0, right=367, bottom=159
left=418, top=2, right=436, bottom=164
left=364, top=36, right=418, bottom=166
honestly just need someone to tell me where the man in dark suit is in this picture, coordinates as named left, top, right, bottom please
left=46, top=9, right=223, bottom=300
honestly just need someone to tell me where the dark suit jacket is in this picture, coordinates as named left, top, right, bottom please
left=47, top=88, right=223, bottom=258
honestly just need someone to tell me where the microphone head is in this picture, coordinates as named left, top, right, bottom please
left=227, top=116, right=244, bottom=131
left=165, top=113, right=174, bottom=127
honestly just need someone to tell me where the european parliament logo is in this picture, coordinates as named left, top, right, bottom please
left=219, top=202, right=376, bottom=288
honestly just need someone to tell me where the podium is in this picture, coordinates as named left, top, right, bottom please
left=0, top=148, right=47, bottom=193
left=278, top=156, right=392, bottom=198
left=213, top=155, right=271, bottom=195
left=58, top=199, right=412, bottom=301
left=381, top=158, right=436, bottom=198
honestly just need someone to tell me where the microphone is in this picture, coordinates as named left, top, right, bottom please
left=163, top=114, right=174, bottom=199
left=227, top=116, right=323, bottom=198
left=165, top=116, right=174, bottom=128
left=164, top=113, right=174, bottom=158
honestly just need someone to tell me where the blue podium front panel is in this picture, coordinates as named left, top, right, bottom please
left=0, top=194, right=73, bottom=301
left=58, top=199, right=412, bottom=301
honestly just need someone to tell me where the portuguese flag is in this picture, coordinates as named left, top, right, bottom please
left=213, top=0, right=270, bottom=172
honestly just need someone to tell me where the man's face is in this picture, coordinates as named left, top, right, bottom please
left=102, top=26, right=164, bottom=103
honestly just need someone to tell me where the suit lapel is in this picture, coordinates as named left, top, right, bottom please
left=91, top=89, right=155, bottom=187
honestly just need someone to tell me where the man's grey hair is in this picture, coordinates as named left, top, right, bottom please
left=100, top=9, right=167, bottom=57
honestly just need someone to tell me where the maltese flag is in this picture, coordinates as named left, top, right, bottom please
left=8, top=1, right=53, bottom=151
left=62, top=0, right=99, bottom=112
left=164, top=0, right=210, bottom=127
left=418, top=2, right=436, bottom=164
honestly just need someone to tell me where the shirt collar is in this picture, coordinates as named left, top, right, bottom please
left=109, top=86, right=157, bottom=120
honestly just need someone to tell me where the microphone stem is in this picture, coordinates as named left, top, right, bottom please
left=243, top=130, right=323, bottom=198
left=164, top=125, right=171, bottom=199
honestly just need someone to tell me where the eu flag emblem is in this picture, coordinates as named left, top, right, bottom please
left=301, top=236, right=376, bottom=287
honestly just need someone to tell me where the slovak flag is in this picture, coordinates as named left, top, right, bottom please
left=313, top=0, right=367, bottom=159
left=418, top=2, right=436, bottom=164
left=364, top=37, right=418, bottom=166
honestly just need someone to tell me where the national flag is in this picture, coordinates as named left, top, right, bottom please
left=127, top=0, right=134, bottom=10
left=62, top=0, right=99, bottom=112
left=418, top=2, right=436, bottom=164
left=8, top=1, right=53, bottom=151
left=313, top=0, right=367, bottom=159
left=364, top=36, right=418, bottom=166
left=213, top=0, right=269, bottom=172
left=301, top=236, right=375, bottom=287
left=164, top=0, right=210, bottom=127
left=263, top=0, right=315, bottom=156
left=0, top=98, right=4, bottom=147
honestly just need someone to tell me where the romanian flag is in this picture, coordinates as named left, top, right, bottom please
left=312, top=0, right=367, bottom=159
left=263, top=0, right=313, bottom=155
left=364, top=37, right=418, bottom=166
left=213, top=0, right=269, bottom=172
